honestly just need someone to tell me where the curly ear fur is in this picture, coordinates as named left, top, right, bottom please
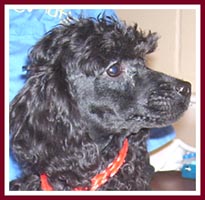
left=10, top=23, right=102, bottom=190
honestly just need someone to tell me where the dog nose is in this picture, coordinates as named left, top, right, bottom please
left=175, top=81, right=191, bottom=97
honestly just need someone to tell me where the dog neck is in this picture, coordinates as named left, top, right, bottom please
left=87, top=128, right=131, bottom=152
left=40, top=138, right=129, bottom=191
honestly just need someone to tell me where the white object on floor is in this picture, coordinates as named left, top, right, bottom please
left=149, top=138, right=196, bottom=172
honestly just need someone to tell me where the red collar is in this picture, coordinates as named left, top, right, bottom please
left=41, top=138, right=129, bottom=191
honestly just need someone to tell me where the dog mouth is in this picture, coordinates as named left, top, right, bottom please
left=126, top=106, right=188, bottom=128
left=126, top=81, right=191, bottom=127
left=147, top=95, right=190, bottom=113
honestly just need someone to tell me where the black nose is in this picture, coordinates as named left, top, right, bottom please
left=175, top=81, right=191, bottom=97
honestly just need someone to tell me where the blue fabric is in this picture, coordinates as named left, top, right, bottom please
left=148, top=126, right=176, bottom=152
left=9, top=9, right=175, bottom=181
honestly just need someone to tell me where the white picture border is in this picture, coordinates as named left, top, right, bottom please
left=5, top=4, right=201, bottom=196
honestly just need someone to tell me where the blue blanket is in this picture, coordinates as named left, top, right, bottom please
left=9, top=9, right=175, bottom=181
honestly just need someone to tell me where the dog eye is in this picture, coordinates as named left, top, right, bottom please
left=106, top=64, right=122, bottom=77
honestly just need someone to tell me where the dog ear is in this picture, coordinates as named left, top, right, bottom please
left=9, top=60, right=82, bottom=170
left=10, top=64, right=100, bottom=188
left=9, top=24, right=100, bottom=184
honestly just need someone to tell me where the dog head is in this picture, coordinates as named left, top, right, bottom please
left=10, top=16, right=191, bottom=164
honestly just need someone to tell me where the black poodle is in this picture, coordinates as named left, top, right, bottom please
left=9, top=16, right=191, bottom=191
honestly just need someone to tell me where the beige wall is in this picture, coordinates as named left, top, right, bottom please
left=116, top=9, right=197, bottom=147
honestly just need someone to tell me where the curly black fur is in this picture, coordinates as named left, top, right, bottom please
left=9, top=16, right=191, bottom=191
